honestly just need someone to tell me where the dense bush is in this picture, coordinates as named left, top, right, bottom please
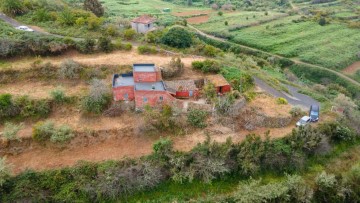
left=76, top=38, right=96, bottom=54
left=161, top=57, right=184, bottom=78
left=123, top=28, right=136, bottom=40
left=97, top=36, right=113, bottom=53
left=0, top=158, right=10, bottom=187
left=277, top=97, right=288, bottom=105
left=81, top=79, right=111, bottom=114
left=50, top=88, right=67, bottom=104
left=191, top=59, right=221, bottom=73
left=58, top=59, right=82, bottom=79
left=187, top=109, right=208, bottom=128
left=137, top=45, right=158, bottom=54
left=2, top=122, right=23, bottom=141
left=32, top=121, right=74, bottom=143
left=0, top=0, right=25, bottom=16
left=161, top=27, right=192, bottom=48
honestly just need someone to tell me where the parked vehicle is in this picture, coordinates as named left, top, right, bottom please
left=296, top=116, right=311, bottom=127
left=309, top=105, right=320, bottom=122
left=16, top=26, right=34, bottom=32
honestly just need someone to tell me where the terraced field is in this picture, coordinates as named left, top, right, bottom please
left=228, top=16, right=360, bottom=70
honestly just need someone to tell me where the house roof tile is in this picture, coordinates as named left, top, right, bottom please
left=131, top=15, right=156, bottom=24
left=164, top=80, right=197, bottom=91
left=206, top=75, right=230, bottom=87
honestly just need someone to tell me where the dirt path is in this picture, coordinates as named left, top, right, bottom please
left=343, top=61, right=360, bottom=74
left=0, top=81, right=88, bottom=99
left=187, top=25, right=360, bottom=87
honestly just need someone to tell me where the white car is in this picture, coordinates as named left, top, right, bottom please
left=16, top=26, right=34, bottom=32
left=296, top=116, right=311, bottom=127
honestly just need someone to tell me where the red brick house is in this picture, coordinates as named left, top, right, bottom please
left=164, top=80, right=200, bottom=98
left=206, top=74, right=231, bottom=94
left=112, top=64, right=175, bottom=108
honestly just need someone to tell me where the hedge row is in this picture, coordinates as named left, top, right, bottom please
left=289, top=64, right=360, bottom=98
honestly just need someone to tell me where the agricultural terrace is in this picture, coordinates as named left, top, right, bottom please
left=228, top=16, right=360, bottom=70
left=86, top=0, right=209, bottom=22
left=194, top=11, right=288, bottom=32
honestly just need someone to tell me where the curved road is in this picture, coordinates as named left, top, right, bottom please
left=188, top=25, right=360, bottom=87
left=254, top=77, right=319, bottom=109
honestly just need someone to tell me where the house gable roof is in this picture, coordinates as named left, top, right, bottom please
left=131, top=15, right=156, bottom=24
left=206, top=75, right=230, bottom=87
left=164, top=80, right=197, bottom=91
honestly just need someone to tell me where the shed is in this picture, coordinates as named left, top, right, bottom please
left=131, top=15, right=156, bottom=33
left=206, top=74, right=231, bottom=94
left=164, top=80, right=200, bottom=98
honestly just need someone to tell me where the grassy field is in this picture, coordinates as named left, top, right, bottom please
left=194, top=11, right=288, bottom=34
left=228, top=16, right=360, bottom=70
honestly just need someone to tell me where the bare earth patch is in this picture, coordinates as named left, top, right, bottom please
left=249, top=94, right=292, bottom=117
left=0, top=81, right=88, bottom=99
left=187, top=15, right=210, bottom=24
left=343, top=61, right=360, bottom=74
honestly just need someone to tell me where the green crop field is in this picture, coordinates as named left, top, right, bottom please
left=100, top=0, right=207, bottom=20
left=227, top=16, right=360, bottom=70
left=194, top=11, right=287, bottom=34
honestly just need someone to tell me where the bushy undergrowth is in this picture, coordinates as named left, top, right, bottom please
left=1, top=122, right=23, bottom=141
left=0, top=94, right=51, bottom=120
left=32, top=121, right=74, bottom=143
left=0, top=120, right=359, bottom=202
left=81, top=79, right=111, bottom=114
left=187, top=108, right=208, bottom=128
left=192, top=59, right=221, bottom=73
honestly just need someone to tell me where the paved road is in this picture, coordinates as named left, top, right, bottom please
left=188, top=25, right=360, bottom=87
left=254, top=77, right=319, bottom=109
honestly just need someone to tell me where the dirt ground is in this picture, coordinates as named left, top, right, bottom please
left=187, top=15, right=210, bottom=24
left=2, top=49, right=205, bottom=71
left=343, top=61, right=360, bottom=74
left=249, top=94, right=292, bottom=117
left=172, top=10, right=213, bottom=17
left=5, top=122, right=297, bottom=174
left=0, top=81, right=88, bottom=99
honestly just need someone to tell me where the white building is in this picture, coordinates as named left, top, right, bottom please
left=131, top=15, right=156, bottom=33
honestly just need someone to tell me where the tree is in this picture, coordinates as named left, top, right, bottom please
left=161, top=27, right=192, bottom=48
left=0, top=0, right=25, bottom=16
left=84, top=0, right=104, bottom=17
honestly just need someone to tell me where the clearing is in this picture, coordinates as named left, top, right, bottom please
left=343, top=61, right=360, bottom=74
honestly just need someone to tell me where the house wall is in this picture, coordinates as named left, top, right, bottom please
left=134, top=90, right=175, bottom=108
left=133, top=72, right=158, bottom=82
left=216, top=85, right=231, bottom=94
left=113, top=86, right=135, bottom=101
left=131, top=22, right=154, bottom=33
left=175, top=90, right=200, bottom=98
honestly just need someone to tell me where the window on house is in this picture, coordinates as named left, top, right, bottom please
left=148, top=24, right=151, bottom=28
left=143, top=97, right=148, bottom=102
left=159, top=96, right=163, bottom=101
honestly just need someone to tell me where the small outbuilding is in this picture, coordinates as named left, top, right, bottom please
left=131, top=15, right=156, bottom=33
left=164, top=80, right=200, bottom=98
left=206, top=74, right=231, bottom=94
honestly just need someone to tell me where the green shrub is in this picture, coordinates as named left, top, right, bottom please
left=87, top=16, right=103, bottom=30
left=0, top=0, right=25, bottom=16
left=33, top=8, right=52, bottom=22
left=57, top=9, right=75, bottom=26
left=224, top=21, right=228, bottom=26
left=187, top=109, right=208, bottom=128
left=50, top=88, right=67, bottom=104
left=81, top=79, right=111, bottom=114
left=244, top=91, right=256, bottom=101
left=123, top=43, right=132, bottom=51
left=2, top=122, right=23, bottom=141
left=50, top=125, right=74, bottom=144
left=14, top=96, right=51, bottom=118
left=0, top=157, right=11, bottom=187
left=0, top=94, right=17, bottom=119
left=152, top=138, right=173, bottom=159
left=161, top=27, right=192, bottom=48
left=191, top=60, right=221, bottom=73
left=98, top=36, right=113, bottom=53
left=76, top=38, right=96, bottom=54
left=123, top=28, right=136, bottom=40
left=203, top=45, right=218, bottom=57
left=218, top=11, right=223, bottom=16
left=58, top=59, right=82, bottom=79
left=290, top=106, right=303, bottom=117
left=277, top=97, right=288, bottom=105
left=32, top=121, right=55, bottom=142
left=319, top=121, right=355, bottom=142
left=137, top=45, right=157, bottom=54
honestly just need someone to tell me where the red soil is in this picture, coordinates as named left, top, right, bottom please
left=172, top=10, right=213, bottom=17
left=343, top=61, right=360, bottom=74
left=187, top=15, right=210, bottom=24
